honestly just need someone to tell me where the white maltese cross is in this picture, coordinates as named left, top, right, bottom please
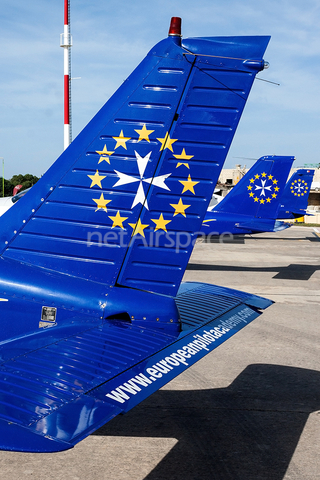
left=113, top=151, right=171, bottom=210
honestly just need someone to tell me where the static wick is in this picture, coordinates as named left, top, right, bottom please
left=256, top=77, right=280, bottom=86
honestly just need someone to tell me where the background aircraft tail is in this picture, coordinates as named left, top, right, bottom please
left=277, top=169, right=314, bottom=219
left=213, top=155, right=294, bottom=219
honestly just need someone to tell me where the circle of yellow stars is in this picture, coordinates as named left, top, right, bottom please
left=87, top=125, right=199, bottom=238
left=247, top=172, right=280, bottom=204
left=290, top=179, right=309, bottom=196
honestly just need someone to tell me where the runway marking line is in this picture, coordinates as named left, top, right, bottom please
left=313, top=228, right=320, bottom=240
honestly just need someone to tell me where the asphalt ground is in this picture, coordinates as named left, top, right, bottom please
left=0, top=225, right=319, bottom=480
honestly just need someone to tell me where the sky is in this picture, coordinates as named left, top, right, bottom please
left=0, top=0, right=320, bottom=178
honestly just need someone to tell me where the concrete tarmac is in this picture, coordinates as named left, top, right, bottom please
left=0, top=226, right=319, bottom=479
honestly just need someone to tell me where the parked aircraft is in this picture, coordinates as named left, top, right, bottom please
left=202, top=156, right=295, bottom=236
left=2, top=169, right=313, bottom=228
left=277, top=169, right=314, bottom=219
left=0, top=17, right=272, bottom=452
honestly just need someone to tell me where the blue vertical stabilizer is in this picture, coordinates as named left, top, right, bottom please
left=277, top=169, right=314, bottom=219
left=202, top=155, right=295, bottom=235
left=0, top=31, right=269, bottom=295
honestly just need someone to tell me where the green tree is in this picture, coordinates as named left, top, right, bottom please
left=10, top=174, right=39, bottom=190
left=0, top=174, right=39, bottom=197
left=0, top=178, right=14, bottom=196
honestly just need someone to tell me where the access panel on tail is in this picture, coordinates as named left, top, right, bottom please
left=202, top=155, right=295, bottom=235
left=0, top=18, right=272, bottom=452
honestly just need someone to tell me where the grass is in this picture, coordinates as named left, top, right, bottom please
left=291, top=222, right=320, bottom=227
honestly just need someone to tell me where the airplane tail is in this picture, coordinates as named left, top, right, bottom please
left=213, top=155, right=295, bottom=218
left=0, top=19, right=273, bottom=452
left=0, top=24, right=269, bottom=297
left=277, top=169, right=314, bottom=219
left=202, top=155, right=295, bottom=234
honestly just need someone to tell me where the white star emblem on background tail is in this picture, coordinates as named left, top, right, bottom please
left=112, top=150, right=171, bottom=210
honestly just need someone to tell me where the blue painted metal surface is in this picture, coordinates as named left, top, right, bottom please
left=277, top=169, right=315, bottom=219
left=202, top=155, right=295, bottom=235
left=0, top=257, right=181, bottom=356
left=0, top=19, right=273, bottom=451
left=0, top=282, right=272, bottom=451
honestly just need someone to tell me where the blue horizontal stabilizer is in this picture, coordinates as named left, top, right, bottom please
left=235, top=219, right=290, bottom=233
left=0, top=282, right=272, bottom=452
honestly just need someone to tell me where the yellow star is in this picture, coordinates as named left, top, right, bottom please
left=266, top=197, right=271, bottom=203
left=255, top=174, right=260, bottom=179
left=250, top=178, right=255, bottom=183
left=96, top=145, right=114, bottom=164
left=109, top=211, right=128, bottom=229
left=170, top=198, right=191, bottom=217
left=273, top=179, right=278, bottom=184
left=173, top=148, right=193, bottom=169
left=261, top=172, right=267, bottom=177
left=249, top=192, right=254, bottom=197
left=274, top=186, right=279, bottom=192
left=272, top=193, right=277, bottom=198
left=134, top=124, right=154, bottom=142
left=113, top=130, right=131, bottom=149
left=92, top=193, right=111, bottom=212
left=128, top=218, right=149, bottom=238
left=260, top=199, right=265, bottom=204
left=247, top=185, right=252, bottom=191
left=88, top=170, right=106, bottom=188
left=179, top=174, right=199, bottom=195
left=268, top=174, right=273, bottom=180
left=151, top=213, right=172, bottom=232
left=157, top=132, right=178, bottom=152
left=176, top=163, right=190, bottom=169
left=254, top=197, right=259, bottom=202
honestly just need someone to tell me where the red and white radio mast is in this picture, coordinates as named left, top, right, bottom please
left=60, top=0, right=72, bottom=150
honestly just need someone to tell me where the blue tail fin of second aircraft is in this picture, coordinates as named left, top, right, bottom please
left=277, top=169, right=314, bottom=219
left=0, top=27, right=270, bottom=296
left=213, top=155, right=295, bottom=219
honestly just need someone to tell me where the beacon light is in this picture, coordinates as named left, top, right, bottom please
left=168, top=17, right=182, bottom=36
